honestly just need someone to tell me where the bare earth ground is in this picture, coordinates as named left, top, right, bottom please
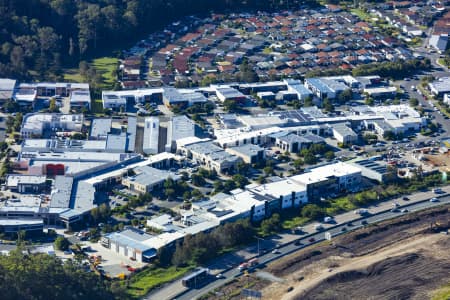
left=203, top=206, right=450, bottom=300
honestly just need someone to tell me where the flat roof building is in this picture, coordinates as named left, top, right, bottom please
left=70, top=90, right=91, bottom=109
left=429, top=77, right=450, bottom=97
left=6, top=175, right=47, bottom=194
left=122, top=165, right=180, bottom=194
left=225, top=144, right=265, bottom=164
left=21, top=113, right=83, bottom=138
left=103, top=228, right=157, bottom=263
left=166, top=115, right=196, bottom=152
left=143, top=117, right=160, bottom=155
left=0, top=78, right=17, bottom=101
left=332, top=123, right=357, bottom=144
left=90, top=118, right=112, bottom=140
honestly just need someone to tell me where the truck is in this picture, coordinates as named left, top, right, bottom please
left=238, top=258, right=259, bottom=271
left=181, top=268, right=210, bottom=288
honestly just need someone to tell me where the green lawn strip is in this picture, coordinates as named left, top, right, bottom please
left=432, top=282, right=450, bottom=300
left=127, top=265, right=194, bottom=298
left=92, top=57, right=118, bottom=88
left=63, top=70, right=84, bottom=82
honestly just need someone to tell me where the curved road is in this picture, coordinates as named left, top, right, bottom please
left=174, top=194, right=450, bottom=300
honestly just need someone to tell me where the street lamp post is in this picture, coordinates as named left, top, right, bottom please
left=254, top=236, right=264, bottom=256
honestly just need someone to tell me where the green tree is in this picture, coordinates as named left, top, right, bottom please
left=303, top=152, right=317, bottom=165
left=409, top=98, right=419, bottom=107
left=232, top=174, right=249, bottom=189
left=324, top=151, right=335, bottom=160
left=191, top=174, right=206, bottom=186
left=223, top=99, right=238, bottom=112
left=383, top=130, right=396, bottom=141
left=54, top=236, right=70, bottom=251
left=301, top=204, right=325, bottom=220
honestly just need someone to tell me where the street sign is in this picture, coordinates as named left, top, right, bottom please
left=325, top=231, right=332, bottom=240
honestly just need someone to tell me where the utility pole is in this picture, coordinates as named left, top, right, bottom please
left=254, top=236, right=264, bottom=256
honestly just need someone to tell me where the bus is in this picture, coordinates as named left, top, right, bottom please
left=181, top=268, right=209, bottom=288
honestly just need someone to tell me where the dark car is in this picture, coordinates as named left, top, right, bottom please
left=294, top=240, right=302, bottom=246
left=308, top=237, right=315, bottom=243
left=361, top=220, right=368, bottom=225
left=402, top=196, right=409, bottom=201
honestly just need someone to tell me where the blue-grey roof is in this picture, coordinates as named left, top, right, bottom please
left=90, top=119, right=112, bottom=139
left=127, top=117, right=137, bottom=152
left=229, top=144, right=264, bottom=157
left=50, top=176, right=73, bottom=208
left=306, top=78, right=333, bottom=94
left=106, top=133, right=127, bottom=151
left=164, top=87, right=186, bottom=103
left=290, top=84, right=313, bottom=96
left=126, top=166, right=180, bottom=187
left=303, top=134, right=325, bottom=144
left=106, top=228, right=155, bottom=252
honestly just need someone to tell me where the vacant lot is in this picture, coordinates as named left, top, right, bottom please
left=202, top=206, right=450, bottom=300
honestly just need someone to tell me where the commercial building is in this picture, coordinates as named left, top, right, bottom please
left=102, top=228, right=157, bottom=263
left=349, top=159, right=396, bottom=183
left=291, top=162, right=362, bottom=200
left=239, top=81, right=287, bottom=94
left=143, top=117, right=160, bottom=154
left=181, top=141, right=242, bottom=174
left=165, top=115, right=196, bottom=152
left=0, top=78, right=17, bottom=101
left=6, top=175, right=47, bottom=194
left=275, top=133, right=325, bottom=153
left=429, top=34, right=448, bottom=53
left=121, top=166, right=180, bottom=194
left=0, top=218, right=44, bottom=235
left=163, top=87, right=188, bottom=107
left=225, top=144, right=265, bottom=164
left=69, top=90, right=91, bottom=110
left=90, top=118, right=112, bottom=140
left=304, top=78, right=348, bottom=100
left=332, top=123, right=357, bottom=144
left=429, top=77, right=450, bottom=97
left=214, top=86, right=247, bottom=103
left=284, top=79, right=313, bottom=100
left=363, top=86, right=397, bottom=98
left=13, top=82, right=90, bottom=107
left=250, top=178, right=308, bottom=210
left=20, top=113, right=84, bottom=138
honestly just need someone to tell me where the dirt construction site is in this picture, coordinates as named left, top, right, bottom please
left=203, top=205, right=450, bottom=300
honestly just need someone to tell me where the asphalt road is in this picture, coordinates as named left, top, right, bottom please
left=172, top=193, right=450, bottom=300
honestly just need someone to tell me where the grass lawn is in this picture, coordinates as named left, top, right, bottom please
left=92, top=57, right=118, bottom=89
left=63, top=56, right=118, bottom=89
left=432, top=282, right=450, bottom=300
left=282, top=216, right=310, bottom=229
left=350, top=8, right=371, bottom=21
left=64, top=70, right=85, bottom=82
left=127, top=265, right=193, bottom=298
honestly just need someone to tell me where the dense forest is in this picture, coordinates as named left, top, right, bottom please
left=0, top=0, right=316, bottom=80
left=0, top=247, right=125, bottom=300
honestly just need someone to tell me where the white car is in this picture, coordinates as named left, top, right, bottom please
left=430, top=197, right=439, bottom=203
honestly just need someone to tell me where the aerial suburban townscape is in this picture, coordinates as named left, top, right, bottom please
left=0, top=0, right=449, bottom=299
